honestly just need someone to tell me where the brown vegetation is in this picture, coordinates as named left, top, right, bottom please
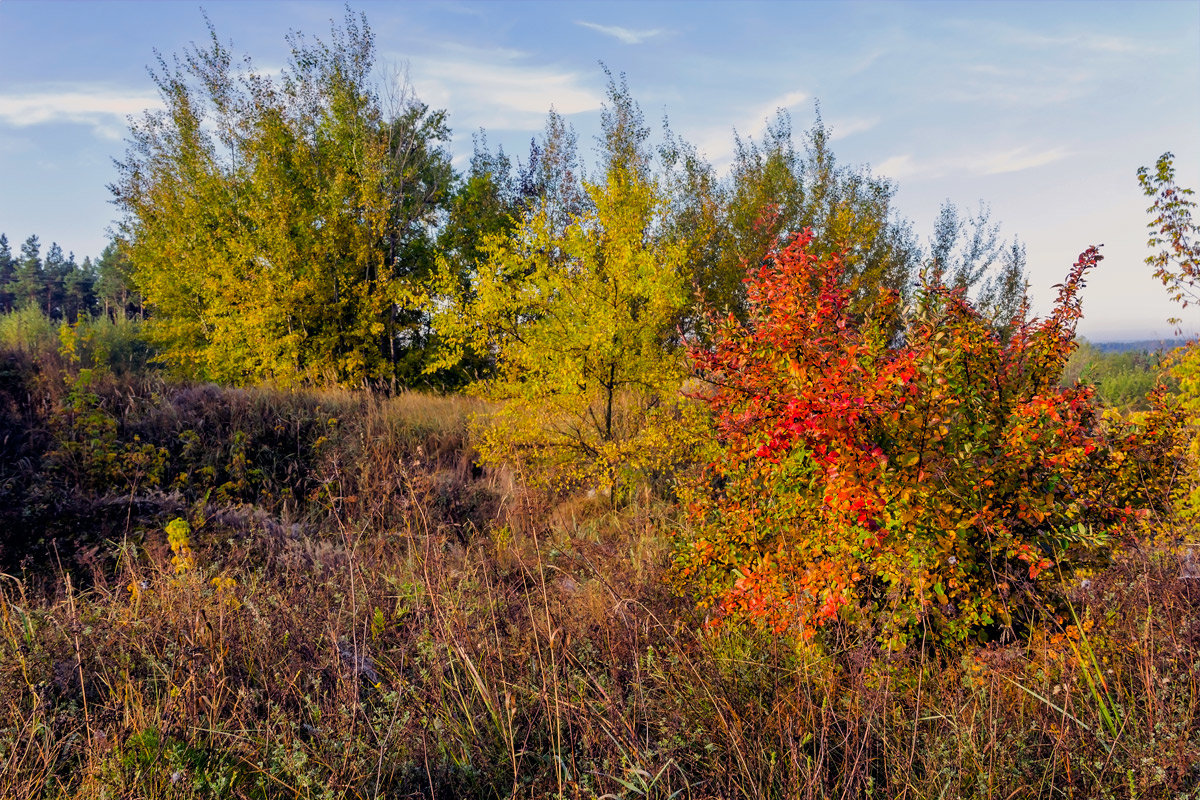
left=0, top=345, right=1197, bottom=799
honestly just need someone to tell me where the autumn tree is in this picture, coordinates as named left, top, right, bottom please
left=660, top=107, right=1027, bottom=341
left=656, top=126, right=724, bottom=326
left=439, top=137, right=523, bottom=291
left=111, top=11, right=453, bottom=386
left=678, top=232, right=1165, bottom=648
left=430, top=137, right=529, bottom=387
left=1138, top=152, right=1200, bottom=521
left=432, top=80, right=696, bottom=496
left=518, top=109, right=589, bottom=244
left=1138, top=152, right=1200, bottom=325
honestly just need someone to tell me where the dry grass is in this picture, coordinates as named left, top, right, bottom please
left=0, top=356, right=1197, bottom=799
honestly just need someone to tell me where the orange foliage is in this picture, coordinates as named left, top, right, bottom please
left=679, top=231, right=1170, bottom=648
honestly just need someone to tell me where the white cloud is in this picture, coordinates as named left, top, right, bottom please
left=0, top=88, right=160, bottom=139
left=575, top=21, right=664, bottom=45
left=874, top=146, right=1069, bottom=181
left=971, top=146, right=1070, bottom=176
left=999, top=28, right=1148, bottom=55
left=764, top=90, right=809, bottom=116
left=876, top=154, right=918, bottom=180
left=948, top=65, right=1093, bottom=108
left=846, top=46, right=890, bottom=76
left=828, top=116, right=879, bottom=141
left=941, top=18, right=1151, bottom=56
left=400, top=45, right=604, bottom=131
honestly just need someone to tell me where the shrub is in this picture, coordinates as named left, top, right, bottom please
left=0, top=306, right=58, bottom=358
left=678, top=231, right=1168, bottom=648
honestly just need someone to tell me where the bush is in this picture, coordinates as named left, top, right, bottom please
left=0, top=306, right=58, bottom=358
left=677, top=232, right=1171, bottom=648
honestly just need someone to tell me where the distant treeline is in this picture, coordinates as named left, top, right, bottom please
left=1092, top=337, right=1191, bottom=353
left=0, top=234, right=140, bottom=322
left=1063, top=338, right=1173, bottom=410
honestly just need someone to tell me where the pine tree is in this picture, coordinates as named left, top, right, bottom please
left=42, top=243, right=69, bottom=318
left=94, top=240, right=138, bottom=319
left=12, top=235, right=43, bottom=311
left=0, top=235, right=14, bottom=313
left=63, top=256, right=97, bottom=323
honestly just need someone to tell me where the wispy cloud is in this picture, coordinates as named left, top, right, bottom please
left=970, top=146, right=1070, bottom=175
left=828, top=116, right=879, bottom=141
left=876, top=154, right=918, bottom=180
left=948, top=63, right=1093, bottom=108
left=758, top=90, right=810, bottom=120
left=0, top=133, right=34, bottom=156
left=432, top=2, right=489, bottom=19
left=997, top=27, right=1149, bottom=55
left=0, top=87, right=159, bottom=139
left=689, top=88, right=811, bottom=167
left=846, top=45, right=891, bottom=76
left=874, top=145, right=1070, bottom=181
left=929, top=20, right=1150, bottom=111
left=941, top=18, right=1151, bottom=56
left=400, top=43, right=604, bottom=131
left=575, top=21, right=664, bottom=45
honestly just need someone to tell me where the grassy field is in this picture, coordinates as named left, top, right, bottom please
left=0, top=332, right=1197, bottom=799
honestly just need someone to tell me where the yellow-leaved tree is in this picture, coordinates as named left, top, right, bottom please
left=432, top=79, right=700, bottom=498
left=111, top=12, right=453, bottom=387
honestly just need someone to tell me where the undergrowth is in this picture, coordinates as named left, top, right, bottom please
left=0, top=351, right=1197, bottom=799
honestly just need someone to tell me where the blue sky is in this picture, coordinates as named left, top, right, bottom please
left=1, top=0, right=1197, bottom=340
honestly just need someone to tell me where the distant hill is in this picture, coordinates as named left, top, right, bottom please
left=1089, top=337, right=1192, bottom=354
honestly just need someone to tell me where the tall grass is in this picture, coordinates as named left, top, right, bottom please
left=0, top=306, right=57, bottom=357
left=0, top=307, right=151, bottom=372
left=0, top=356, right=1197, bottom=798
